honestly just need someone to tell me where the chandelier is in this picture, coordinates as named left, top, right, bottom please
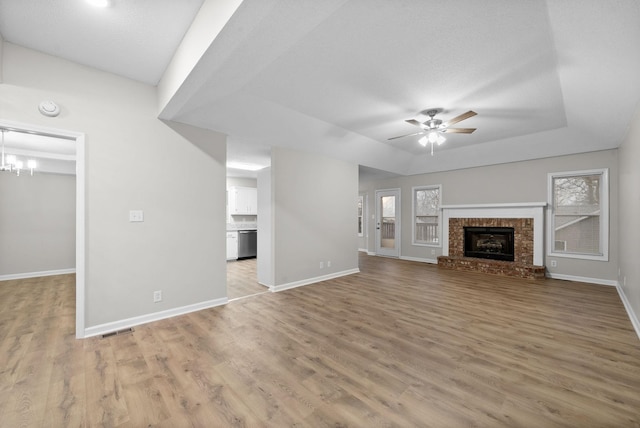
left=1, top=130, right=37, bottom=176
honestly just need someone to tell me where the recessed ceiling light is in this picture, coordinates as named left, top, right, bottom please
left=86, top=0, right=111, bottom=8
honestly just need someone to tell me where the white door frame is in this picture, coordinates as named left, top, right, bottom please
left=363, top=193, right=369, bottom=253
left=357, top=192, right=368, bottom=251
left=0, top=119, right=85, bottom=338
left=375, top=188, right=401, bottom=257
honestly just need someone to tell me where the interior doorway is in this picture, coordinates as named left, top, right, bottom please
left=225, top=176, right=266, bottom=300
left=0, top=119, right=85, bottom=337
left=375, top=188, right=401, bottom=257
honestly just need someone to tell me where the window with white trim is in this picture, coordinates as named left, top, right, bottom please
left=548, top=169, right=608, bottom=261
left=412, top=185, right=441, bottom=246
left=357, top=195, right=364, bottom=237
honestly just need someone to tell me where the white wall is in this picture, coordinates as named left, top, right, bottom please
left=618, top=105, right=640, bottom=335
left=227, top=177, right=257, bottom=188
left=1, top=42, right=228, bottom=334
left=360, top=149, right=619, bottom=283
left=0, top=172, right=75, bottom=277
left=257, top=167, right=273, bottom=286
left=270, top=147, right=359, bottom=287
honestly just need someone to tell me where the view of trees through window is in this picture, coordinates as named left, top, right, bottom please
left=552, top=173, right=602, bottom=255
left=554, top=175, right=600, bottom=207
left=414, top=186, right=440, bottom=245
left=380, top=195, right=396, bottom=247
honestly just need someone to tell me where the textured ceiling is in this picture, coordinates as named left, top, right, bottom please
left=165, top=0, right=640, bottom=175
left=1, top=0, right=640, bottom=177
left=245, top=0, right=566, bottom=154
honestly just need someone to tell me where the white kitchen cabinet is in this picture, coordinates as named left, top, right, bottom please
left=228, top=186, right=258, bottom=215
left=226, top=231, right=238, bottom=260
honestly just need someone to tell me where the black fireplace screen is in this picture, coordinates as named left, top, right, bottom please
left=464, top=227, right=515, bottom=261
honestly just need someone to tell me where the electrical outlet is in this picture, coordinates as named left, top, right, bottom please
left=319, top=261, right=324, bottom=269
left=153, top=290, right=162, bottom=302
left=550, top=260, right=557, bottom=268
left=327, top=260, right=331, bottom=267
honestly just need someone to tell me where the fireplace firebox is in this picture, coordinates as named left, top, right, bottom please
left=464, top=227, right=515, bottom=261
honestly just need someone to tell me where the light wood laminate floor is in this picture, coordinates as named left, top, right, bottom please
left=1, top=254, right=640, bottom=426
left=227, top=258, right=267, bottom=300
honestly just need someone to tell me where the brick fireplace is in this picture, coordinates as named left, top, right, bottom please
left=437, top=203, right=546, bottom=279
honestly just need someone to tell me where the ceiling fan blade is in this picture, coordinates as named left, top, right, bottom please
left=388, top=131, right=424, bottom=141
left=442, top=110, right=477, bottom=127
left=405, top=119, right=424, bottom=127
left=442, top=127, right=476, bottom=134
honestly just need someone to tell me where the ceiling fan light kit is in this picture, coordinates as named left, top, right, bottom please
left=418, top=133, right=446, bottom=155
left=389, top=109, right=477, bottom=155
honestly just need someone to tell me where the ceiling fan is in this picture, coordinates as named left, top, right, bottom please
left=388, top=109, right=477, bottom=155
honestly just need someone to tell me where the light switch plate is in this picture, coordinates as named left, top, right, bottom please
left=129, top=210, right=144, bottom=222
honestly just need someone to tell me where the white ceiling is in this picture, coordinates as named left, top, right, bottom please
left=0, top=0, right=204, bottom=85
left=1, top=0, right=639, bottom=178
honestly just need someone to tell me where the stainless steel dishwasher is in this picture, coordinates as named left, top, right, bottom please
left=237, top=230, right=257, bottom=259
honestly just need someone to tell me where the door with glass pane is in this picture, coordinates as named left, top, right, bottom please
left=375, top=189, right=401, bottom=257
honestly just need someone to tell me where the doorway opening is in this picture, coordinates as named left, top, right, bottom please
left=0, top=119, right=85, bottom=337
left=225, top=176, right=266, bottom=300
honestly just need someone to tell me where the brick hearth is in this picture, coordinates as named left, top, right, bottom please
left=438, top=217, right=545, bottom=279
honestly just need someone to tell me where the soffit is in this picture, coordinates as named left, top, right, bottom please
left=166, top=0, right=640, bottom=175
left=1, top=1, right=639, bottom=177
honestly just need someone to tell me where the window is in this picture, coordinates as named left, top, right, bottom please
left=548, top=169, right=608, bottom=261
left=412, top=185, right=441, bottom=246
left=357, top=195, right=364, bottom=237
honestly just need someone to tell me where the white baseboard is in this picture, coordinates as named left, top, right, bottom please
left=82, top=297, right=228, bottom=338
left=400, top=256, right=438, bottom=264
left=548, top=274, right=639, bottom=341
left=616, top=284, right=640, bottom=342
left=270, top=268, right=360, bottom=293
left=367, top=251, right=376, bottom=256
left=358, top=248, right=368, bottom=253
left=546, top=272, right=618, bottom=287
left=0, top=268, right=76, bottom=281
